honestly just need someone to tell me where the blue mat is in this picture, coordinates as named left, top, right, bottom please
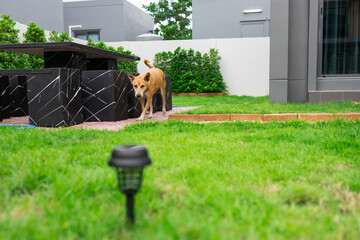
left=0, top=124, right=36, bottom=129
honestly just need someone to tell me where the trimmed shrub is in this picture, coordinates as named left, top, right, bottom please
left=154, top=47, right=227, bottom=93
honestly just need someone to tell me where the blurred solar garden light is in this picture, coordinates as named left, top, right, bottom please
left=108, top=145, right=151, bottom=224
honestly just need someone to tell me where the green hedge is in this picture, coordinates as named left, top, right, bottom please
left=154, top=47, right=227, bottom=93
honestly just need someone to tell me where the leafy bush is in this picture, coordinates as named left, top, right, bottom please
left=0, top=14, right=19, bottom=43
left=23, top=22, right=46, bottom=43
left=87, top=39, right=138, bottom=73
left=48, top=30, right=72, bottom=42
left=154, top=47, right=227, bottom=93
left=23, top=22, right=47, bottom=68
left=0, top=14, right=25, bottom=69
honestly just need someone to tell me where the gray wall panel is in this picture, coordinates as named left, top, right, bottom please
left=63, top=0, right=153, bottom=42
left=0, top=0, right=64, bottom=32
left=269, top=0, right=289, bottom=102
left=269, top=0, right=289, bottom=80
left=269, top=80, right=288, bottom=103
left=288, top=80, right=308, bottom=102
left=193, top=0, right=270, bottom=39
left=124, top=1, right=154, bottom=41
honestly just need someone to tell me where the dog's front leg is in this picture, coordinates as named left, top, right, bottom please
left=149, top=100, right=153, bottom=118
left=139, top=98, right=145, bottom=112
left=137, top=96, right=152, bottom=121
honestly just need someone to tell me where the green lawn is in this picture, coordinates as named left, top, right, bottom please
left=1, top=120, right=360, bottom=239
left=172, top=96, right=360, bottom=114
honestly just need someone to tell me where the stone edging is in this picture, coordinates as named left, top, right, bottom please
left=168, top=113, right=360, bottom=122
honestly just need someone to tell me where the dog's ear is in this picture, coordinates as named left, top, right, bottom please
left=127, top=73, right=135, bottom=82
left=144, top=72, right=151, bottom=82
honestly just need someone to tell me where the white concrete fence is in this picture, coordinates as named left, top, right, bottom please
left=108, top=38, right=270, bottom=96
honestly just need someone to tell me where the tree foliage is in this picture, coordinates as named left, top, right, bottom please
left=23, top=22, right=47, bottom=43
left=0, top=13, right=19, bottom=44
left=23, top=22, right=47, bottom=68
left=0, top=14, right=25, bottom=69
left=143, top=0, right=192, bottom=40
left=48, top=30, right=72, bottom=42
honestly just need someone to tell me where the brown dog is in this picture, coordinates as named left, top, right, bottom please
left=127, top=59, right=166, bottom=121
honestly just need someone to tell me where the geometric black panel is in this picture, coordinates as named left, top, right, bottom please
left=87, top=58, right=117, bottom=70
left=44, top=51, right=87, bottom=72
left=156, top=75, right=172, bottom=111
left=82, top=70, right=128, bottom=122
left=0, top=75, right=10, bottom=119
left=27, top=68, right=83, bottom=127
left=126, top=74, right=142, bottom=119
left=9, top=75, right=28, bottom=117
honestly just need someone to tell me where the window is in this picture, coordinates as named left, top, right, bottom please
left=322, top=0, right=360, bottom=75
left=75, top=31, right=100, bottom=42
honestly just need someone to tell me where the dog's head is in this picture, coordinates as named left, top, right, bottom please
left=127, top=72, right=150, bottom=98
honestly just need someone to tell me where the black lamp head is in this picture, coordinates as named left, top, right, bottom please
left=109, top=145, right=151, bottom=194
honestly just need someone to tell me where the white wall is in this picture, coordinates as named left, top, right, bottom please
left=107, top=38, right=270, bottom=96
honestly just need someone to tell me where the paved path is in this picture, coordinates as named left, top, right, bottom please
left=1, top=107, right=197, bottom=131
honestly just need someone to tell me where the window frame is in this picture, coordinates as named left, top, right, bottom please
left=318, top=0, right=360, bottom=78
left=74, top=30, right=101, bottom=42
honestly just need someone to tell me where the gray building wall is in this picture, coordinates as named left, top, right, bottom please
left=270, top=0, right=309, bottom=103
left=63, top=0, right=154, bottom=42
left=193, top=0, right=270, bottom=39
left=0, top=0, right=64, bottom=32
left=270, top=0, right=360, bottom=103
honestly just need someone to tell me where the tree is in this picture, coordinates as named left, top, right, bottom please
left=0, top=14, right=23, bottom=69
left=23, top=22, right=46, bottom=43
left=0, top=14, right=19, bottom=44
left=48, top=30, right=72, bottom=42
left=23, top=22, right=46, bottom=68
left=143, top=0, right=192, bottom=40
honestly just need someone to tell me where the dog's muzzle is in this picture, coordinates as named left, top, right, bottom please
left=136, top=93, right=141, bottom=98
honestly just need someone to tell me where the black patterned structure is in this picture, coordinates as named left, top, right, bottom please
left=82, top=70, right=128, bottom=122
left=27, top=68, right=83, bottom=127
left=44, top=52, right=87, bottom=71
left=156, top=75, right=172, bottom=111
left=87, top=58, right=117, bottom=70
left=126, top=74, right=142, bottom=118
left=9, top=76, right=28, bottom=117
left=0, top=75, right=10, bottom=119
left=0, top=42, right=141, bottom=126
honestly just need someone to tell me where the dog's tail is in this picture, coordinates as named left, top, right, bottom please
left=144, top=59, right=154, bottom=69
